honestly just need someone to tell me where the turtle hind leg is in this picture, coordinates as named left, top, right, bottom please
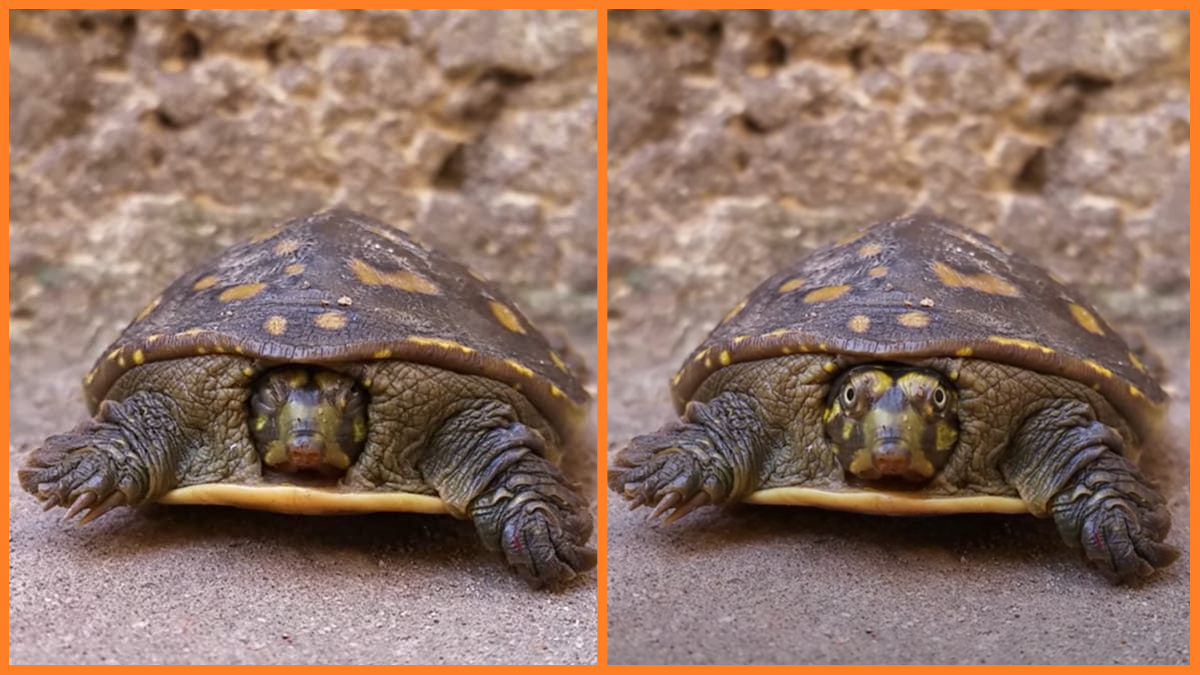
left=19, top=390, right=188, bottom=524
left=608, top=392, right=768, bottom=524
left=421, top=400, right=595, bottom=588
left=1002, top=400, right=1179, bottom=583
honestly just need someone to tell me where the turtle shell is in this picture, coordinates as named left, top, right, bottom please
left=84, top=208, right=590, bottom=433
left=672, top=214, right=1167, bottom=439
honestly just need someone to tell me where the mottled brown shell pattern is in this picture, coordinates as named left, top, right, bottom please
left=674, top=214, right=1166, bottom=436
left=86, top=209, right=589, bottom=429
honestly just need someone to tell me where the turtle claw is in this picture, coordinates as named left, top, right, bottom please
left=40, top=493, right=61, bottom=512
left=661, top=491, right=711, bottom=526
left=648, top=491, right=682, bottom=523
left=64, top=492, right=97, bottom=521
left=78, top=491, right=127, bottom=525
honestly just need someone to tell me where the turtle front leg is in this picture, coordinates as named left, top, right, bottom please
left=421, top=400, right=596, bottom=588
left=1001, top=400, right=1179, bottom=583
left=609, top=392, right=769, bottom=524
left=19, top=391, right=188, bottom=523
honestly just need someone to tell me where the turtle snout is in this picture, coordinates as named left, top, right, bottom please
left=871, top=442, right=913, bottom=477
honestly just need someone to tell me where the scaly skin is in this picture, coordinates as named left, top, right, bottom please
left=609, top=354, right=1176, bottom=583
left=421, top=399, right=595, bottom=587
left=21, top=357, right=595, bottom=588
left=1002, top=400, right=1178, bottom=582
left=609, top=393, right=770, bottom=524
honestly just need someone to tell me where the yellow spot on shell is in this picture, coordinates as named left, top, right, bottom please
left=988, top=336, right=1055, bottom=355
left=550, top=352, right=568, bottom=372
left=263, top=315, right=288, bottom=336
left=846, top=315, right=871, bottom=333
left=196, top=347, right=207, bottom=355
left=671, top=372, right=683, bottom=386
left=867, top=266, right=888, bottom=278
left=273, top=239, right=300, bottom=255
left=506, top=359, right=534, bottom=378
left=242, top=367, right=256, bottom=378
left=179, top=328, right=205, bottom=337
left=550, top=385, right=566, bottom=399
left=250, top=226, right=282, bottom=243
left=135, top=296, right=160, bottom=322
left=722, top=297, right=749, bottom=322
left=106, top=348, right=122, bottom=361
left=117, top=355, right=126, bottom=367
left=931, top=262, right=1019, bottom=297
left=408, top=336, right=474, bottom=354
left=219, top=282, right=267, bottom=303
left=835, top=230, right=867, bottom=246
left=1129, top=385, right=1146, bottom=399
left=765, top=328, right=789, bottom=339
left=349, top=258, right=439, bottom=295
left=823, top=362, right=838, bottom=373
left=803, top=285, right=852, bottom=304
left=146, top=334, right=163, bottom=344
left=1129, top=352, right=1146, bottom=373
left=1082, top=359, right=1114, bottom=379
left=1069, top=303, right=1104, bottom=336
left=254, top=415, right=268, bottom=432
left=897, top=311, right=931, bottom=328
left=732, top=335, right=749, bottom=345
left=693, top=349, right=710, bottom=363
left=719, top=351, right=732, bottom=366
left=193, top=275, right=220, bottom=291
left=314, top=311, right=348, bottom=330
left=84, top=370, right=97, bottom=385
left=373, top=349, right=392, bottom=359
left=284, top=263, right=305, bottom=276
left=778, top=278, right=806, bottom=293
left=955, top=347, right=973, bottom=357
left=857, top=242, right=883, bottom=258
left=132, top=349, right=145, bottom=365
left=489, top=301, right=526, bottom=334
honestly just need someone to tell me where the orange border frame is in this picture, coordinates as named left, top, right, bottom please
left=4, top=5, right=1196, bottom=667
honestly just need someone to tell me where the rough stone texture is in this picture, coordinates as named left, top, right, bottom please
left=9, top=9, right=596, bottom=665
left=607, top=9, right=1189, bottom=664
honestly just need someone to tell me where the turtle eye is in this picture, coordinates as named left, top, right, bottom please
left=932, top=386, right=948, bottom=410
left=842, top=384, right=857, bottom=407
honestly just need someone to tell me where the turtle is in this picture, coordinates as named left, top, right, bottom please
left=19, top=208, right=596, bottom=588
left=609, top=213, right=1178, bottom=583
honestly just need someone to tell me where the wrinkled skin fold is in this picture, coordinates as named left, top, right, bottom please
left=21, top=357, right=595, bottom=589
left=609, top=355, right=1178, bottom=583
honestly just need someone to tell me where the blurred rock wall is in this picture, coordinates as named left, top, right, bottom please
left=10, top=9, right=598, bottom=373
left=607, top=9, right=1189, bottom=362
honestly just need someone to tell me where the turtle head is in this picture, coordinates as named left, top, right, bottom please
left=824, top=365, right=959, bottom=484
left=250, top=367, right=368, bottom=475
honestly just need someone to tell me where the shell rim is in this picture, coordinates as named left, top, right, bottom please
left=86, top=333, right=592, bottom=433
left=672, top=333, right=1167, bottom=440
left=158, top=484, right=449, bottom=515
left=744, top=487, right=1029, bottom=515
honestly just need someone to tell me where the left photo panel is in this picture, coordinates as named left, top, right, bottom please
left=9, top=9, right=599, bottom=664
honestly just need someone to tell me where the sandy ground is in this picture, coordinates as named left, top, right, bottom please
left=605, top=331, right=1190, bottom=665
left=9, top=355, right=597, bottom=665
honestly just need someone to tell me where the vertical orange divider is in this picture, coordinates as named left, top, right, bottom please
left=0, top=8, right=10, bottom=657
left=595, top=6, right=609, bottom=667
left=1189, top=6, right=1197, bottom=665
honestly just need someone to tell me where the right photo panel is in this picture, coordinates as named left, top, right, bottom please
left=605, top=9, right=1189, bottom=665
